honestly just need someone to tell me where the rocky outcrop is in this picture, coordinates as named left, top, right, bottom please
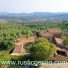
left=11, top=28, right=68, bottom=57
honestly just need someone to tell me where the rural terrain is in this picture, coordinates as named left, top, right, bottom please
left=0, top=12, right=68, bottom=68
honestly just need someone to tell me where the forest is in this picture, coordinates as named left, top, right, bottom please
left=0, top=20, right=68, bottom=62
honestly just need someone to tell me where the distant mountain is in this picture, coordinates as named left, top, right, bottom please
left=0, top=12, right=56, bottom=17
left=0, top=12, right=68, bottom=21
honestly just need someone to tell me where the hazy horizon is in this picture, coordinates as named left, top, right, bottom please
left=0, top=0, right=68, bottom=13
left=1, top=12, right=68, bottom=13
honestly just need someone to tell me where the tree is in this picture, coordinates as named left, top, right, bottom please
left=27, top=38, right=57, bottom=61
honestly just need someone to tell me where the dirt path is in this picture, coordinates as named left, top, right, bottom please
left=11, top=36, right=35, bottom=55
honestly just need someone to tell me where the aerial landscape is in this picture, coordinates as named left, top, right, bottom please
left=0, top=0, right=68, bottom=68
left=0, top=12, right=68, bottom=68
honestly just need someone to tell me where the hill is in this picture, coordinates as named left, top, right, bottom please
left=0, top=12, right=68, bottom=22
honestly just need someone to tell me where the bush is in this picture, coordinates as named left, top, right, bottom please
left=26, top=38, right=57, bottom=61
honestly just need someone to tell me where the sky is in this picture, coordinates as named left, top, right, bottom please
left=0, top=0, right=68, bottom=13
